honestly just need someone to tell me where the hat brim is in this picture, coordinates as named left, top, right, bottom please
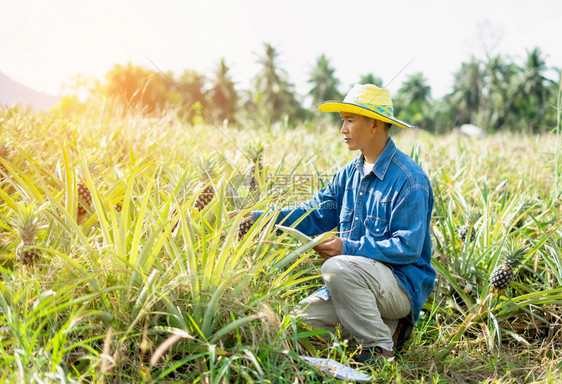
left=317, top=101, right=414, bottom=129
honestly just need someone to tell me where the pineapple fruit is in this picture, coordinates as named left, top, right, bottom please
left=490, top=246, right=527, bottom=290
left=237, top=215, right=255, bottom=240
left=458, top=209, right=481, bottom=242
left=194, top=156, right=216, bottom=211
left=77, top=178, right=93, bottom=222
left=14, top=204, right=41, bottom=265
left=244, top=140, right=264, bottom=191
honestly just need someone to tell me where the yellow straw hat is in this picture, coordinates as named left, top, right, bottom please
left=316, top=84, right=413, bottom=129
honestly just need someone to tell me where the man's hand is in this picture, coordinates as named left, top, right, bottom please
left=313, top=236, right=343, bottom=261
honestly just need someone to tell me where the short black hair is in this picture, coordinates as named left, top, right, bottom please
left=361, top=115, right=392, bottom=132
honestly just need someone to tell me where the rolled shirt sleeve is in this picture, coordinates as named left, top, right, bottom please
left=252, top=174, right=341, bottom=236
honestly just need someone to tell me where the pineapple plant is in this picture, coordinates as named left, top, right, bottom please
left=458, top=209, right=481, bottom=242
left=194, top=156, right=216, bottom=211
left=0, top=142, right=10, bottom=180
left=511, top=197, right=534, bottom=232
left=490, top=246, right=528, bottom=290
left=14, top=204, right=41, bottom=266
left=244, top=140, right=264, bottom=191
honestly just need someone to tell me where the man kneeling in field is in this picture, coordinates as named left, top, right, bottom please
left=234, top=84, right=435, bottom=365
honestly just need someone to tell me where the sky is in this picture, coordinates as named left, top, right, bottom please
left=1, top=0, right=561, bottom=104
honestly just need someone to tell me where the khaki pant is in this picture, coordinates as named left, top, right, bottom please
left=294, top=255, right=411, bottom=350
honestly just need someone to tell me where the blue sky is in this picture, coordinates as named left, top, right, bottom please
left=1, top=0, right=560, bottom=103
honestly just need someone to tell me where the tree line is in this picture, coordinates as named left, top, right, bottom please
left=60, top=43, right=560, bottom=134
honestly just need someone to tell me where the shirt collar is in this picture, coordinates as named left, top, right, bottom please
left=355, top=138, right=397, bottom=180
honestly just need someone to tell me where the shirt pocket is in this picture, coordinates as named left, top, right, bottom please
left=364, top=216, right=390, bottom=238
left=338, top=207, right=354, bottom=234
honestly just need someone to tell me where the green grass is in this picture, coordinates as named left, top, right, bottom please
left=0, top=104, right=561, bottom=383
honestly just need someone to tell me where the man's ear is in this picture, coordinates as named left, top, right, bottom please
left=371, top=118, right=380, bottom=131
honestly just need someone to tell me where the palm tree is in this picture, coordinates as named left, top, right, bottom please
left=395, top=72, right=432, bottom=130
left=397, top=72, right=431, bottom=106
left=480, top=54, right=517, bottom=130
left=448, top=58, right=484, bottom=126
left=209, top=58, right=238, bottom=124
left=358, top=73, right=383, bottom=87
left=104, top=62, right=170, bottom=114
left=174, top=70, right=207, bottom=123
left=253, top=43, right=301, bottom=125
left=177, top=70, right=206, bottom=104
left=509, top=47, right=553, bottom=132
left=520, top=48, right=550, bottom=104
left=308, top=54, right=341, bottom=105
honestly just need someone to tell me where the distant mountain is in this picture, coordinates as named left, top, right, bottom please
left=0, top=71, right=59, bottom=111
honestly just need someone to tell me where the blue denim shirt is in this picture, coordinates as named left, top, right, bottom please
left=254, top=138, right=435, bottom=324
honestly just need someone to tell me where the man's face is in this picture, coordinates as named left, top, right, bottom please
left=340, top=112, right=376, bottom=151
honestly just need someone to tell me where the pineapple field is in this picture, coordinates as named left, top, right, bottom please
left=0, top=103, right=561, bottom=383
